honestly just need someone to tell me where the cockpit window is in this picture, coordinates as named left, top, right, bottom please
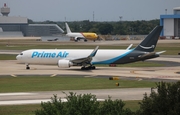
left=20, top=53, right=23, bottom=55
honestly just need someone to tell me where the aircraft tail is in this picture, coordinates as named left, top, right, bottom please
left=65, top=23, right=72, bottom=33
left=134, top=26, right=163, bottom=52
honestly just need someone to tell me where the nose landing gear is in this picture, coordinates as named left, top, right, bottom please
left=26, top=64, right=30, bottom=70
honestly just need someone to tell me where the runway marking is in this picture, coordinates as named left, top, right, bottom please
left=11, top=74, right=17, bottom=77
left=0, top=98, right=105, bottom=105
left=0, top=99, right=51, bottom=105
left=0, top=93, right=35, bottom=96
left=151, top=76, right=180, bottom=78
left=50, top=74, right=57, bottom=77
left=84, top=75, right=96, bottom=78
left=138, top=79, right=143, bottom=81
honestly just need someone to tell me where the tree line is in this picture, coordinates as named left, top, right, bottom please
left=28, top=19, right=159, bottom=35
left=35, top=81, right=180, bottom=115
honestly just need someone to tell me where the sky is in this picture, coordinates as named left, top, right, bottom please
left=0, top=0, right=180, bottom=21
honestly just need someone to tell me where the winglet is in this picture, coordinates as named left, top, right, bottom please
left=89, top=46, right=99, bottom=57
left=65, top=22, right=72, bottom=33
left=126, top=44, right=133, bottom=50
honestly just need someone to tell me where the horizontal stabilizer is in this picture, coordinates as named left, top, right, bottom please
left=138, top=52, right=156, bottom=58
left=156, top=51, right=166, bottom=55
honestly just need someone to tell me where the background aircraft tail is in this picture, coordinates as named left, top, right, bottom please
left=134, top=26, right=163, bottom=52
left=65, top=23, right=72, bottom=33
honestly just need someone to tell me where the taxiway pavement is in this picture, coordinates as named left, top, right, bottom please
left=0, top=88, right=151, bottom=105
left=0, top=56, right=180, bottom=80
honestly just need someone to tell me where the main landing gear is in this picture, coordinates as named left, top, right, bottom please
left=81, top=65, right=96, bottom=70
left=26, top=64, right=30, bottom=70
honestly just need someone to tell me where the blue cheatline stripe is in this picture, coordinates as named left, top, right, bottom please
left=92, top=49, right=134, bottom=64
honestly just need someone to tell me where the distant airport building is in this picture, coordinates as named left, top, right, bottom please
left=0, top=3, right=64, bottom=37
left=160, top=7, right=180, bottom=39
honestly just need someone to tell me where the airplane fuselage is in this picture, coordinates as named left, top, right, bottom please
left=66, top=32, right=98, bottom=41
left=16, top=49, right=158, bottom=66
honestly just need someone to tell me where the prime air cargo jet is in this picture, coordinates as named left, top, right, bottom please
left=16, top=26, right=165, bottom=70
left=65, top=23, right=98, bottom=42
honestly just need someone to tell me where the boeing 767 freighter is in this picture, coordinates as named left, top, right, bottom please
left=65, top=23, right=98, bottom=42
left=16, top=26, right=165, bottom=70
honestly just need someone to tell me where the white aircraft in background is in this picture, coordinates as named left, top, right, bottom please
left=65, top=23, right=98, bottom=42
left=16, top=26, right=165, bottom=70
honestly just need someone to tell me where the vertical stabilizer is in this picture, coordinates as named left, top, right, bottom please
left=65, top=23, right=72, bottom=33
left=134, top=26, right=163, bottom=52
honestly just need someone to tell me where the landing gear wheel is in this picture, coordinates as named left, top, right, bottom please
left=89, top=66, right=96, bottom=70
left=81, top=66, right=86, bottom=70
left=91, top=66, right=96, bottom=69
left=84, top=39, right=87, bottom=42
left=26, top=65, right=30, bottom=70
left=81, top=66, right=96, bottom=70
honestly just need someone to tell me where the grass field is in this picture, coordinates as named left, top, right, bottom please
left=0, top=54, right=17, bottom=60
left=0, top=76, right=151, bottom=114
left=0, top=76, right=156, bottom=93
left=0, top=104, right=41, bottom=115
left=0, top=100, right=141, bottom=115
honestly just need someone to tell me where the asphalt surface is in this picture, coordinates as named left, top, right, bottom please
left=0, top=88, right=152, bottom=105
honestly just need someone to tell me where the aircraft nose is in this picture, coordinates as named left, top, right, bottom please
left=16, top=55, right=20, bottom=60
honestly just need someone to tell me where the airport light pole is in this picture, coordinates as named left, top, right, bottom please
left=119, top=16, right=123, bottom=22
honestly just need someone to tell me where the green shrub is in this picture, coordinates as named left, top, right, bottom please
left=35, top=92, right=133, bottom=115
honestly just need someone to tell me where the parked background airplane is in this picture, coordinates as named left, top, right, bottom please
left=65, top=23, right=98, bottom=42
left=16, top=26, right=164, bottom=70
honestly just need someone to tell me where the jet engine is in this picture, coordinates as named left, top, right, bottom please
left=58, top=60, right=73, bottom=68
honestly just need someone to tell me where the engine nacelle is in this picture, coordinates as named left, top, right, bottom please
left=58, top=60, right=73, bottom=68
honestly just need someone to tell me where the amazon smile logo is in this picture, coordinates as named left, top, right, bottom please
left=139, top=45, right=155, bottom=49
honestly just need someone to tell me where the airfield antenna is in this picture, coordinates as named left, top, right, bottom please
left=165, top=9, right=167, bottom=14
left=119, top=16, right=123, bottom=22
left=93, top=11, right=94, bottom=21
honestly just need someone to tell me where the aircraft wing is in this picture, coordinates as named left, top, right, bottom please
left=70, top=46, right=99, bottom=64
left=126, top=44, right=133, bottom=50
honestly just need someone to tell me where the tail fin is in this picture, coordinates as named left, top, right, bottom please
left=65, top=23, right=72, bottom=33
left=134, top=26, right=163, bottom=52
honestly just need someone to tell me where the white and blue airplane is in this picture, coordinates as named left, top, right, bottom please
left=16, top=26, right=164, bottom=70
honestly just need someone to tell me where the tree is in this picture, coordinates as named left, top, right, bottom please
left=98, top=23, right=113, bottom=35
left=136, top=81, right=180, bottom=115
left=35, top=92, right=133, bottom=115
left=99, top=97, right=133, bottom=115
